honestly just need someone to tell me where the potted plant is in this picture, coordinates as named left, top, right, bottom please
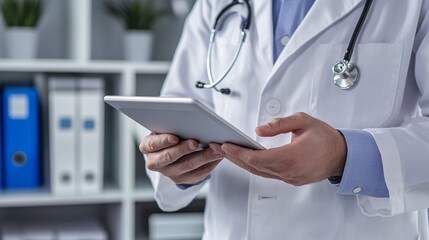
left=0, top=0, right=44, bottom=59
left=105, top=0, right=166, bottom=61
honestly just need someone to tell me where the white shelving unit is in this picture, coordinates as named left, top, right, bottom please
left=0, top=0, right=203, bottom=239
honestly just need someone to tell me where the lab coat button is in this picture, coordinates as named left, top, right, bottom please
left=280, top=36, right=290, bottom=46
left=353, top=187, right=362, bottom=194
left=265, top=99, right=282, bottom=116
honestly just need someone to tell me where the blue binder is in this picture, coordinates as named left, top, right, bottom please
left=3, top=87, right=41, bottom=189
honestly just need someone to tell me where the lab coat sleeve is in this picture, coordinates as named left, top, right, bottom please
left=145, top=0, right=215, bottom=212
left=356, top=4, right=429, bottom=217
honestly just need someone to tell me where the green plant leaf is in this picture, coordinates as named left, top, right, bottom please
left=104, top=0, right=165, bottom=30
left=0, top=0, right=43, bottom=27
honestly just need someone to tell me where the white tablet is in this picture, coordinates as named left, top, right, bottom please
left=104, top=96, right=265, bottom=150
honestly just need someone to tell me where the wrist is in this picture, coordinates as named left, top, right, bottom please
left=332, top=130, right=347, bottom=177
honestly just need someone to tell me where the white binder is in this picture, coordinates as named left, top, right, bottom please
left=77, top=78, right=105, bottom=193
left=49, top=78, right=78, bottom=195
left=56, top=220, right=107, bottom=240
left=149, top=213, right=204, bottom=240
left=1, top=223, right=56, bottom=240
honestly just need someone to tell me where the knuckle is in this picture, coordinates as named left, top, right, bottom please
left=181, top=140, right=195, bottom=154
left=245, top=154, right=257, bottom=165
left=269, top=118, right=283, bottom=129
left=146, top=158, right=158, bottom=171
left=160, top=150, right=174, bottom=163
left=147, top=140, right=158, bottom=152
left=291, top=112, right=302, bottom=120
left=140, top=137, right=152, bottom=153
left=161, top=167, right=175, bottom=178
left=294, top=112, right=310, bottom=121
left=180, top=158, right=194, bottom=171
left=139, top=142, right=146, bottom=153
left=295, top=112, right=307, bottom=118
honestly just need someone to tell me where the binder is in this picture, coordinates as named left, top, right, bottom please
left=3, top=87, right=41, bottom=189
left=56, top=220, right=107, bottom=240
left=49, top=78, right=77, bottom=194
left=0, top=90, right=2, bottom=189
left=1, top=222, right=55, bottom=240
left=77, top=78, right=105, bottom=193
left=149, top=213, right=204, bottom=240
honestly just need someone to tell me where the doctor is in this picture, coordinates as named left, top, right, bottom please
left=140, top=0, right=429, bottom=239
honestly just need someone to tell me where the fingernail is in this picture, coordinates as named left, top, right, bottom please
left=212, top=148, right=222, bottom=155
left=257, top=124, right=270, bottom=131
left=209, top=144, right=221, bottom=154
left=221, top=144, right=229, bottom=153
left=189, top=141, right=198, bottom=150
left=168, top=137, right=178, bottom=144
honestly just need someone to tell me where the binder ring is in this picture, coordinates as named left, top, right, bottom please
left=13, top=151, right=27, bottom=166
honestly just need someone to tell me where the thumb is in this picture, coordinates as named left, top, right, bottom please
left=255, top=113, right=310, bottom=137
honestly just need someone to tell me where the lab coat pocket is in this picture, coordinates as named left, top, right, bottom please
left=310, top=43, right=403, bottom=128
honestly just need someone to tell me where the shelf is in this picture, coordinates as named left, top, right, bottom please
left=0, top=0, right=192, bottom=238
left=0, top=59, right=170, bottom=74
left=0, top=189, right=123, bottom=208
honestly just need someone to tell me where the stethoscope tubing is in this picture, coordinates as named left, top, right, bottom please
left=196, top=0, right=251, bottom=94
left=205, top=29, right=247, bottom=90
left=196, top=0, right=373, bottom=94
left=343, top=0, right=373, bottom=63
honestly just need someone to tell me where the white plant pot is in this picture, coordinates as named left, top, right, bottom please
left=5, top=27, right=38, bottom=59
left=124, top=30, right=154, bottom=62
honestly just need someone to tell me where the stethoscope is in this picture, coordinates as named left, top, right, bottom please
left=196, top=0, right=373, bottom=94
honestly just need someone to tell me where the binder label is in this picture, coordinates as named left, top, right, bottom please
left=84, top=118, right=95, bottom=130
left=9, top=95, right=29, bottom=119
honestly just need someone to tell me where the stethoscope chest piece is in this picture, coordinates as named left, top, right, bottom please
left=332, top=60, right=359, bottom=90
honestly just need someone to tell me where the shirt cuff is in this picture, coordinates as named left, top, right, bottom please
left=176, top=176, right=210, bottom=190
left=334, top=129, right=389, bottom=198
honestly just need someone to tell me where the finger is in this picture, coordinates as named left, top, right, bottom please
left=146, top=139, right=200, bottom=169
left=221, top=143, right=295, bottom=173
left=255, top=112, right=311, bottom=137
left=221, top=143, right=270, bottom=170
left=221, top=143, right=281, bottom=166
left=171, top=160, right=222, bottom=185
left=222, top=151, right=282, bottom=180
left=139, top=133, right=180, bottom=153
left=163, top=147, right=224, bottom=177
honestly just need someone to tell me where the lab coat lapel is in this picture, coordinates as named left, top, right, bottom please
left=252, top=0, right=274, bottom=71
left=271, top=0, right=364, bottom=74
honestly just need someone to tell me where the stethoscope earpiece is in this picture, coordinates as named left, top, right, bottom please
left=196, top=81, right=231, bottom=95
left=220, top=88, right=231, bottom=95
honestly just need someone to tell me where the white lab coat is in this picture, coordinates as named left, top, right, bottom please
left=146, top=0, right=429, bottom=239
